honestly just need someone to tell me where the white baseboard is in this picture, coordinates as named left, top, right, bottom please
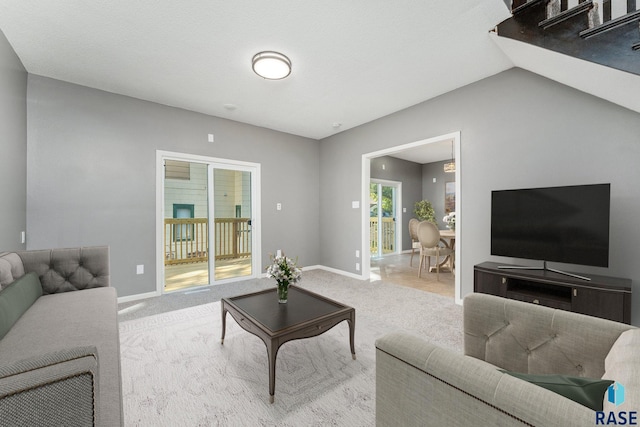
left=306, top=265, right=367, bottom=280
left=118, top=265, right=367, bottom=303
left=118, top=290, right=160, bottom=304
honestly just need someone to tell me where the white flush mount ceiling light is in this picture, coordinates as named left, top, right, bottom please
left=252, top=51, right=292, bottom=80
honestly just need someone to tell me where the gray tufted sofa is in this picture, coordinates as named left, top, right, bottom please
left=0, top=246, right=122, bottom=426
left=376, top=293, right=639, bottom=426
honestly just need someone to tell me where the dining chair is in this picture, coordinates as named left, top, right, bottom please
left=417, top=221, right=454, bottom=281
left=408, top=218, right=420, bottom=266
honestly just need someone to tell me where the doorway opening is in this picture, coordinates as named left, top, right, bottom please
left=157, top=151, right=261, bottom=294
left=361, top=132, right=462, bottom=304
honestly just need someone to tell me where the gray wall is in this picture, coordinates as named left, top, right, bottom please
left=0, top=29, right=27, bottom=251
left=422, top=160, right=456, bottom=229
left=320, top=68, right=640, bottom=326
left=370, top=156, right=422, bottom=251
left=26, top=75, right=320, bottom=298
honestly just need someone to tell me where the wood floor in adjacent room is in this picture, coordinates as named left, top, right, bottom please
left=370, top=252, right=455, bottom=299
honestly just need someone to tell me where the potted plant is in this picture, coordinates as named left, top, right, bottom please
left=414, top=200, right=437, bottom=224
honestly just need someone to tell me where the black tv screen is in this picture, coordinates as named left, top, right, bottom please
left=491, top=183, right=610, bottom=268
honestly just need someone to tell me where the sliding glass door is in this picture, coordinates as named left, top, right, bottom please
left=160, top=152, right=260, bottom=293
left=209, top=165, right=254, bottom=281
left=370, top=180, right=400, bottom=258
left=163, top=161, right=210, bottom=291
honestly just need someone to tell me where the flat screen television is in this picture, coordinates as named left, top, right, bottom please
left=491, top=183, right=610, bottom=271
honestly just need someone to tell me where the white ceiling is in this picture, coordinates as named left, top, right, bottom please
left=387, top=138, right=455, bottom=164
left=0, top=1, right=514, bottom=140
left=3, top=2, right=637, bottom=141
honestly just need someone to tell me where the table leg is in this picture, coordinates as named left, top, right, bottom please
left=221, top=305, right=227, bottom=345
left=267, top=341, right=277, bottom=404
left=348, top=314, right=356, bottom=360
left=430, top=237, right=454, bottom=272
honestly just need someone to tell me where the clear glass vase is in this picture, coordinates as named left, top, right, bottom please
left=277, top=283, right=289, bottom=303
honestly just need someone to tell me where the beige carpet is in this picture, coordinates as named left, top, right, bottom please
left=119, top=270, right=463, bottom=426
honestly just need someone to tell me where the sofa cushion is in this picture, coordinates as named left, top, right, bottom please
left=0, top=272, right=43, bottom=339
left=18, top=247, right=110, bottom=294
left=464, top=293, right=631, bottom=379
left=501, top=370, right=613, bottom=411
left=0, top=252, right=26, bottom=290
left=0, top=286, right=122, bottom=427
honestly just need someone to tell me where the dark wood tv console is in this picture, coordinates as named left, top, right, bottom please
left=474, top=262, right=632, bottom=324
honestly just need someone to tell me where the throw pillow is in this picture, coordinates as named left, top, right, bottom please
left=501, top=370, right=613, bottom=411
left=0, top=252, right=26, bottom=289
left=0, top=258, right=13, bottom=289
left=0, top=272, right=43, bottom=339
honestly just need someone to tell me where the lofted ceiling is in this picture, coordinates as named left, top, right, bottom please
left=0, top=1, right=514, bottom=140
left=490, top=33, right=640, bottom=114
left=2, top=2, right=637, bottom=140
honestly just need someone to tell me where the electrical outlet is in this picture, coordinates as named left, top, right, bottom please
left=136, top=265, right=144, bottom=275
left=355, top=250, right=360, bottom=258
left=356, top=263, right=360, bottom=271
left=276, top=249, right=282, bottom=257
left=208, top=134, right=214, bottom=143
left=277, top=203, right=282, bottom=211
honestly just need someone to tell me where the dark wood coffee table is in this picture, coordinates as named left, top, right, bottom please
left=221, top=285, right=356, bottom=403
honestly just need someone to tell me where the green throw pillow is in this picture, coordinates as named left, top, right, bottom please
left=0, top=272, right=43, bottom=339
left=501, top=370, right=613, bottom=411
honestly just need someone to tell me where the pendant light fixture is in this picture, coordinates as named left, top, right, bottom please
left=252, top=51, right=292, bottom=80
left=444, top=140, right=456, bottom=173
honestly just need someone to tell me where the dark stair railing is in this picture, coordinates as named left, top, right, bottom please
left=497, top=0, right=640, bottom=75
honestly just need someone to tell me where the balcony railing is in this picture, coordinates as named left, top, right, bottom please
left=214, top=218, right=251, bottom=260
left=164, top=218, right=251, bottom=265
left=370, top=217, right=395, bottom=254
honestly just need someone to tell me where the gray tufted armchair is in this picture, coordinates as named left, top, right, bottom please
left=376, top=293, right=638, bottom=426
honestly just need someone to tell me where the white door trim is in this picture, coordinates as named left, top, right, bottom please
left=156, top=150, right=262, bottom=295
left=361, top=131, right=462, bottom=305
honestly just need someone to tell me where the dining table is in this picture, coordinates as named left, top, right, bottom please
left=429, top=228, right=455, bottom=273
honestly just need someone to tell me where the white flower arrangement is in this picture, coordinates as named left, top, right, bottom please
left=266, top=254, right=302, bottom=286
left=443, top=212, right=456, bottom=229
